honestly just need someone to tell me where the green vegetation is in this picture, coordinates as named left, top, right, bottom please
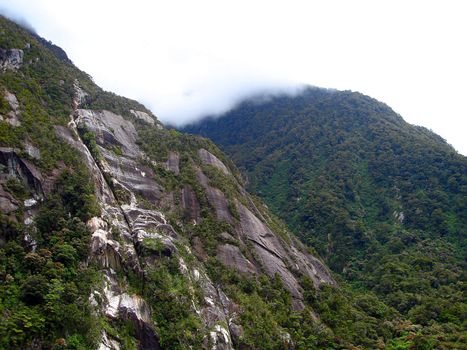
left=143, top=255, right=204, bottom=349
left=0, top=16, right=102, bottom=349
left=4, top=177, right=30, bottom=200
left=183, top=87, right=467, bottom=348
left=0, top=167, right=101, bottom=349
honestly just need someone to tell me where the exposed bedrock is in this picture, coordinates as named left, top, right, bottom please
left=0, top=48, right=23, bottom=71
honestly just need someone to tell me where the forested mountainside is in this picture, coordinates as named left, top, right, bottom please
left=0, top=15, right=440, bottom=350
left=183, top=88, right=467, bottom=348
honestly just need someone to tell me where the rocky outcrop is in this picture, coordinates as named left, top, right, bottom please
left=102, top=150, right=163, bottom=204
left=57, top=82, right=239, bottom=349
left=0, top=90, right=21, bottom=126
left=98, top=331, right=120, bottom=350
left=23, top=140, right=41, bottom=160
left=51, top=78, right=337, bottom=348
left=0, top=147, right=44, bottom=199
left=55, top=89, right=162, bottom=349
left=197, top=169, right=233, bottom=224
left=195, top=270, right=235, bottom=350
left=181, top=185, right=200, bottom=223
left=198, top=148, right=231, bottom=176
left=289, top=242, right=335, bottom=287
left=235, top=203, right=335, bottom=305
left=90, top=225, right=124, bottom=270
left=0, top=183, right=19, bottom=214
left=217, top=244, right=257, bottom=275
left=72, top=79, right=89, bottom=109
left=75, top=108, right=166, bottom=206
left=85, top=206, right=163, bottom=349
left=54, top=125, right=115, bottom=204
left=165, top=151, right=180, bottom=175
left=237, top=203, right=288, bottom=260
left=75, top=109, right=141, bottom=158
left=0, top=48, right=23, bottom=71
left=99, top=272, right=161, bottom=350
left=130, top=109, right=156, bottom=126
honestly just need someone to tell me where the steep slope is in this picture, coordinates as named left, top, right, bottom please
left=0, top=16, right=401, bottom=350
left=183, top=87, right=467, bottom=348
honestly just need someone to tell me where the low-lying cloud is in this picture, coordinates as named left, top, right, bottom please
left=0, top=8, right=36, bottom=33
left=142, top=74, right=305, bottom=127
left=1, top=0, right=466, bottom=154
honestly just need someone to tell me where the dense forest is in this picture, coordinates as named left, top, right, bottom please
left=183, top=87, right=467, bottom=349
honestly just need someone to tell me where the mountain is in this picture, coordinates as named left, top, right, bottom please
left=0, top=15, right=422, bottom=350
left=182, top=87, right=467, bottom=348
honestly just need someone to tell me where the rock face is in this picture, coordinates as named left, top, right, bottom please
left=181, top=185, right=200, bottom=223
left=0, top=90, right=21, bottom=126
left=0, top=147, right=44, bottom=199
left=55, top=86, right=162, bottom=349
left=0, top=48, right=23, bottom=71
left=75, top=109, right=141, bottom=158
left=75, top=108, right=165, bottom=205
left=101, top=272, right=161, bottom=350
left=0, top=183, right=19, bottom=214
left=166, top=151, right=180, bottom=175
left=130, top=109, right=156, bottom=125
left=198, top=148, right=231, bottom=175
left=23, top=140, right=41, bottom=160
left=54, top=83, right=243, bottom=349
left=217, top=244, right=257, bottom=275
left=73, top=79, right=89, bottom=108
left=196, top=154, right=335, bottom=306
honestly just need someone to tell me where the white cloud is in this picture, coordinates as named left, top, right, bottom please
left=1, top=0, right=466, bottom=154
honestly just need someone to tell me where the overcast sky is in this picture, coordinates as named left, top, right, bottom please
left=1, top=0, right=466, bottom=155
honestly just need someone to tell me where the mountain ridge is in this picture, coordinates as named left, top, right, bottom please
left=182, top=85, right=467, bottom=349
left=1, top=14, right=465, bottom=349
left=0, top=15, right=395, bottom=350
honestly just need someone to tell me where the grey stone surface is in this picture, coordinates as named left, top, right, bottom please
left=166, top=151, right=180, bottom=175
left=0, top=147, right=44, bottom=198
left=75, top=109, right=141, bottom=158
left=236, top=202, right=335, bottom=304
left=101, top=148, right=163, bottom=205
left=0, top=184, right=19, bottom=213
left=73, top=79, right=89, bottom=109
left=0, top=90, right=21, bottom=126
left=102, top=272, right=161, bottom=350
left=181, top=185, right=200, bottom=223
left=130, top=109, right=155, bottom=125
left=198, top=148, right=231, bottom=175
left=0, top=48, right=23, bottom=71
left=217, top=244, right=257, bottom=275
left=23, top=140, right=41, bottom=160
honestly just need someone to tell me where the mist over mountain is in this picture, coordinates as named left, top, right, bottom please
left=0, top=14, right=411, bottom=350
left=183, top=87, right=467, bottom=348
left=1, top=11, right=466, bottom=350
left=2, top=1, right=466, bottom=155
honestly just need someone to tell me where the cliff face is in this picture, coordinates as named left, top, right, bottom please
left=63, top=80, right=334, bottom=348
left=0, top=16, right=335, bottom=349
